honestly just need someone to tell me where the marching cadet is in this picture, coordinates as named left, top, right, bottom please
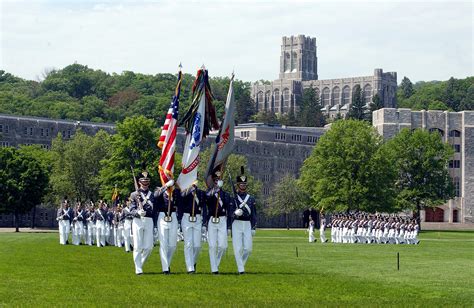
left=178, top=183, right=207, bottom=274
left=85, top=202, right=96, bottom=246
left=230, top=167, right=257, bottom=274
left=130, top=170, right=159, bottom=275
left=72, top=202, right=86, bottom=245
left=205, top=171, right=232, bottom=275
left=114, top=205, right=124, bottom=248
left=320, top=213, right=328, bottom=243
left=122, top=198, right=133, bottom=252
left=95, top=200, right=108, bottom=247
left=56, top=198, right=73, bottom=245
left=308, top=216, right=315, bottom=243
left=106, top=205, right=115, bottom=246
left=156, top=180, right=179, bottom=274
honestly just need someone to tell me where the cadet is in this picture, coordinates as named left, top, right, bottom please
left=95, top=201, right=108, bottom=247
left=178, top=183, right=207, bottom=274
left=205, top=171, right=232, bottom=274
left=56, top=198, right=73, bottom=245
left=122, top=198, right=133, bottom=252
left=156, top=180, right=179, bottom=274
left=130, top=170, right=159, bottom=275
left=320, top=213, right=328, bottom=243
left=85, top=202, right=96, bottom=246
left=72, top=202, right=86, bottom=245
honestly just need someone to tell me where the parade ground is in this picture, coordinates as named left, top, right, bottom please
left=0, top=230, right=473, bottom=306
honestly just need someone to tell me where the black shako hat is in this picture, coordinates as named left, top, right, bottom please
left=236, top=166, right=247, bottom=184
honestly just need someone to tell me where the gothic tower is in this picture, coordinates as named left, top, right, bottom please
left=279, top=35, right=318, bottom=81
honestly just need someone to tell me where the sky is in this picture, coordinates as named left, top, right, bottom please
left=0, top=0, right=472, bottom=83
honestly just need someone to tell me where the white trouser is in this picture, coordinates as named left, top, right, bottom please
left=87, top=222, right=95, bottom=245
left=320, top=227, right=326, bottom=242
left=58, top=220, right=70, bottom=245
left=72, top=222, right=84, bottom=245
left=232, top=220, right=252, bottom=273
left=182, top=213, right=203, bottom=272
left=132, top=217, right=154, bottom=274
left=106, top=223, right=114, bottom=245
left=123, top=220, right=132, bottom=252
left=309, top=225, right=315, bottom=242
left=96, top=220, right=106, bottom=247
left=330, top=227, right=335, bottom=242
left=208, top=216, right=228, bottom=273
left=115, top=226, right=124, bottom=247
left=158, top=212, right=178, bottom=272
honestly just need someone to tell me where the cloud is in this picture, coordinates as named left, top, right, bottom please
left=1, top=0, right=472, bottom=83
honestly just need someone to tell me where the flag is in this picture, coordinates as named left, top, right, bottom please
left=177, top=68, right=219, bottom=190
left=158, top=70, right=182, bottom=185
left=205, top=74, right=236, bottom=188
left=111, top=185, right=119, bottom=206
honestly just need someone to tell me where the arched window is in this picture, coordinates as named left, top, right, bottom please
left=429, top=128, right=444, bottom=137
left=363, top=84, right=372, bottom=103
left=291, top=52, right=297, bottom=72
left=265, top=91, right=271, bottom=111
left=342, top=86, right=350, bottom=105
left=322, top=87, right=330, bottom=106
left=257, top=91, right=264, bottom=103
left=284, top=53, right=290, bottom=72
left=449, top=130, right=461, bottom=137
left=283, top=88, right=290, bottom=112
left=314, top=88, right=320, bottom=101
left=273, top=89, right=280, bottom=112
left=332, top=86, right=340, bottom=106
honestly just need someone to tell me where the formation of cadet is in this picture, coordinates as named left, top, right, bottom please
left=56, top=167, right=257, bottom=275
left=328, top=213, right=420, bottom=245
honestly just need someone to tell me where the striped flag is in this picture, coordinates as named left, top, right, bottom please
left=111, top=185, right=119, bottom=206
left=158, top=70, right=182, bottom=185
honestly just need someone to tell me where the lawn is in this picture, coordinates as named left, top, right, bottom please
left=0, top=230, right=473, bottom=306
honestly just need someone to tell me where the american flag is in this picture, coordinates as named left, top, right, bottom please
left=158, top=70, right=182, bottom=185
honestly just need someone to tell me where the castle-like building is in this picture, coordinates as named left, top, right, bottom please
left=251, top=35, right=398, bottom=118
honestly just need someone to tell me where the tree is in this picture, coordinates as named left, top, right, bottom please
left=251, top=110, right=278, bottom=124
left=383, top=128, right=454, bottom=226
left=0, top=147, right=49, bottom=232
left=99, top=116, right=161, bottom=200
left=299, top=120, right=396, bottom=214
left=347, top=85, right=367, bottom=121
left=298, top=86, right=326, bottom=127
left=265, top=174, right=307, bottom=230
left=400, top=76, right=414, bottom=99
left=50, top=130, right=110, bottom=203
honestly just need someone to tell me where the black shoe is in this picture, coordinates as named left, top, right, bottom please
left=187, top=271, right=195, bottom=274
left=239, top=272, right=245, bottom=275
left=212, top=271, right=219, bottom=275
left=66, top=240, right=69, bottom=245
left=163, top=271, right=170, bottom=275
left=194, top=263, right=197, bottom=272
left=136, top=272, right=143, bottom=275
left=324, top=239, right=328, bottom=243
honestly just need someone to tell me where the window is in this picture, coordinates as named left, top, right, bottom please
left=5, top=125, right=9, bottom=134
left=331, top=87, right=340, bottom=106
left=291, top=134, right=302, bottom=142
left=40, top=128, right=44, bottom=137
left=288, top=149, right=295, bottom=157
left=322, top=88, right=330, bottom=106
left=29, top=127, right=33, bottom=136
left=257, top=91, right=264, bottom=103
left=429, top=128, right=444, bottom=137
left=449, top=130, right=461, bottom=137
left=46, top=128, right=49, bottom=137
left=449, top=160, right=460, bottom=168
left=263, top=187, right=270, bottom=195
left=62, top=131, right=66, bottom=138
left=453, top=144, right=461, bottom=153
left=240, top=131, right=250, bottom=138
left=24, top=127, right=28, bottom=135
left=67, top=130, right=71, bottom=138
left=307, top=136, right=319, bottom=144
left=0, top=124, right=2, bottom=133
left=453, top=177, right=460, bottom=197
left=363, top=84, right=372, bottom=103
left=263, top=147, right=270, bottom=155
left=1, top=141, right=10, bottom=147
left=45, top=213, right=48, bottom=220
left=275, top=132, right=286, bottom=141
left=342, top=86, right=351, bottom=105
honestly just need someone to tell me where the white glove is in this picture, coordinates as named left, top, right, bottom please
left=201, top=226, right=207, bottom=234
left=138, top=209, right=146, bottom=217
left=227, top=229, right=231, bottom=236
left=217, top=180, right=223, bottom=188
left=153, top=227, right=158, bottom=235
left=165, top=180, right=174, bottom=188
left=251, top=229, right=256, bottom=237
left=234, top=209, right=243, bottom=217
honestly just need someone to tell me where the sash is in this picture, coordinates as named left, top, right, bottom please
left=237, top=194, right=251, bottom=215
left=140, top=191, right=153, bottom=208
left=214, top=193, right=223, bottom=207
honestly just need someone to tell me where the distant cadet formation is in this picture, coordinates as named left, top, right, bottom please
left=56, top=168, right=257, bottom=275
left=324, top=213, right=420, bottom=245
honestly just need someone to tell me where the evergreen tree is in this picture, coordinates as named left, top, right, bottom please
left=298, top=86, right=326, bottom=127
left=400, top=76, right=414, bottom=99
left=347, top=85, right=367, bottom=121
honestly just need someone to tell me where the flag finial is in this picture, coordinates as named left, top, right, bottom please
left=201, top=64, right=206, bottom=70
left=178, top=62, right=182, bottom=70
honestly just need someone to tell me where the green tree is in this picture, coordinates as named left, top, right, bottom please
left=300, top=120, right=396, bottom=213
left=99, top=116, right=161, bottom=200
left=0, top=147, right=49, bottom=232
left=50, top=130, right=110, bottom=202
left=383, top=128, right=454, bottom=226
left=265, top=174, right=307, bottom=230
left=251, top=110, right=278, bottom=124
left=347, top=85, right=367, bottom=121
left=298, top=86, right=326, bottom=127
left=400, top=76, right=415, bottom=99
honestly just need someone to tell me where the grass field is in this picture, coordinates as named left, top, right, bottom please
left=0, top=230, right=473, bottom=307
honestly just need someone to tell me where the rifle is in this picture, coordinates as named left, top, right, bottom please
left=130, top=165, right=145, bottom=218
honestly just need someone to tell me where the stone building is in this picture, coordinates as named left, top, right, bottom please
left=0, top=114, right=326, bottom=228
left=373, top=108, right=474, bottom=224
left=251, top=35, right=398, bottom=118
